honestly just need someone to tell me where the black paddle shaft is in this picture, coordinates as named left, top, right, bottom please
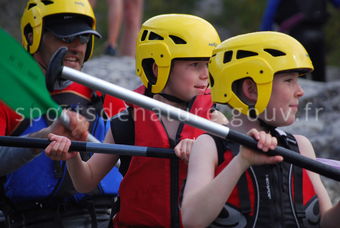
left=45, top=47, right=340, bottom=182
left=228, top=130, right=340, bottom=181
left=0, top=136, right=176, bottom=158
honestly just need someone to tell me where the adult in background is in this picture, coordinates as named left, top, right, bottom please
left=0, top=0, right=125, bottom=227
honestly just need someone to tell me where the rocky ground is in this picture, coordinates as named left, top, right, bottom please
left=84, top=55, right=340, bottom=203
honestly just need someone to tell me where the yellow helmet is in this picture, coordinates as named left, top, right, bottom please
left=21, top=0, right=99, bottom=61
left=136, top=14, right=221, bottom=94
left=209, top=31, right=313, bottom=116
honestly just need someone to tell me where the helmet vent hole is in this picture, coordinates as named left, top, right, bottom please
left=264, top=48, right=286, bottom=57
left=149, top=32, right=164, bottom=40
left=169, top=35, right=186, bottom=44
left=141, top=30, right=148, bottom=41
left=236, top=50, right=258, bottom=59
left=223, top=51, right=233, bottom=63
left=41, top=0, right=54, bottom=5
left=209, top=73, right=215, bottom=87
left=28, top=3, right=37, bottom=9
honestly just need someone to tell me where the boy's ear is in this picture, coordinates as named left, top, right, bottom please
left=242, top=78, right=257, bottom=102
left=27, top=32, right=33, bottom=45
left=152, top=62, right=158, bottom=78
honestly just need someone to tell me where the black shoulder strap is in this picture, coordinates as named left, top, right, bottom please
left=273, top=129, right=305, bottom=223
left=284, top=132, right=299, bottom=152
left=209, top=134, right=229, bottom=166
left=10, top=118, right=32, bottom=136
left=209, top=134, right=251, bottom=215
left=110, top=107, right=134, bottom=176
left=227, top=142, right=251, bottom=216
left=285, top=132, right=305, bottom=222
left=108, top=107, right=134, bottom=226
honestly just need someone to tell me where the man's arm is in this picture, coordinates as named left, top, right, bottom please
left=0, top=145, right=38, bottom=176
left=0, top=110, right=89, bottom=176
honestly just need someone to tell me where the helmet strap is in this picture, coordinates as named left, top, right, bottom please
left=248, top=105, right=257, bottom=119
left=145, top=83, right=153, bottom=98
left=159, top=93, right=189, bottom=107
left=258, top=118, right=276, bottom=133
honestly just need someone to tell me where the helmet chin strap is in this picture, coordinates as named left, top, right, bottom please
left=258, top=117, right=276, bottom=133
left=248, top=104, right=276, bottom=132
left=146, top=82, right=189, bottom=106
left=248, top=104, right=257, bottom=119
left=158, top=93, right=189, bottom=107
left=145, top=83, right=153, bottom=98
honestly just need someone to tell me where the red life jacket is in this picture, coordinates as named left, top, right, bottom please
left=103, top=94, right=127, bottom=118
left=113, top=86, right=213, bottom=228
left=0, top=101, right=22, bottom=136
left=210, top=129, right=320, bottom=227
left=51, top=82, right=126, bottom=118
left=11, top=82, right=126, bottom=137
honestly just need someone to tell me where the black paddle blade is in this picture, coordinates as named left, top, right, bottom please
left=46, top=47, right=68, bottom=92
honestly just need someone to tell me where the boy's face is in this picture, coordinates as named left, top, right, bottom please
left=162, top=60, right=209, bottom=102
left=263, top=71, right=304, bottom=126
left=35, top=30, right=87, bottom=72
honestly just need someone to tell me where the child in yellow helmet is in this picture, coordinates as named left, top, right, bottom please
left=181, top=31, right=340, bottom=227
left=44, top=14, right=227, bottom=227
